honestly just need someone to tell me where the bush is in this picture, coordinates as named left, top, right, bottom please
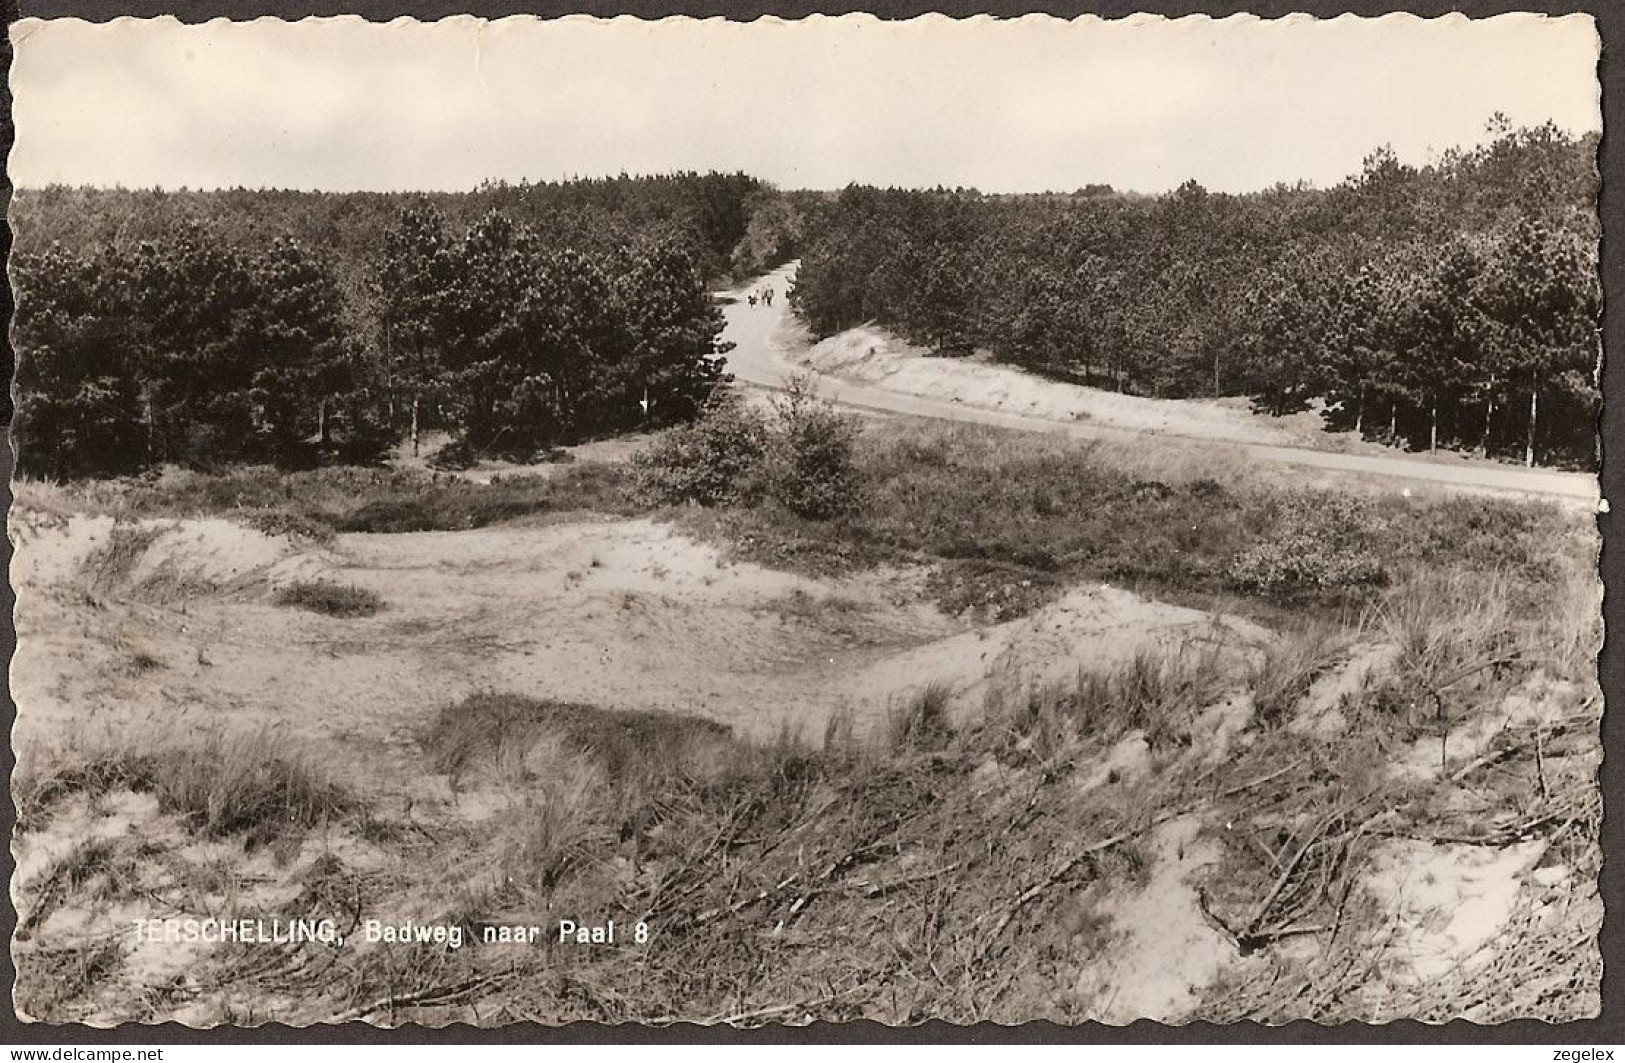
left=16, top=463, right=639, bottom=535
left=1227, top=495, right=1390, bottom=595
left=240, top=508, right=337, bottom=542
left=273, top=580, right=384, bottom=618
left=759, top=378, right=865, bottom=519
left=633, top=379, right=863, bottom=520
left=633, top=393, right=770, bottom=508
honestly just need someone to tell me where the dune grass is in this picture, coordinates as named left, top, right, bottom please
left=992, top=641, right=1233, bottom=762
left=420, top=692, right=739, bottom=787
left=1246, top=621, right=1350, bottom=729
left=887, top=680, right=956, bottom=753
left=16, top=730, right=355, bottom=846
left=273, top=580, right=385, bottom=618
left=16, top=417, right=1577, bottom=629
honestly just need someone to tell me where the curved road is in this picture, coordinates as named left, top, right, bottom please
left=720, top=263, right=1600, bottom=505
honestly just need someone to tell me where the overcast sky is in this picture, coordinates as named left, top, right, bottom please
left=9, top=14, right=1601, bottom=195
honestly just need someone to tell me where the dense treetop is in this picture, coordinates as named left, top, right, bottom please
left=790, top=121, right=1599, bottom=467
left=12, top=173, right=790, bottom=476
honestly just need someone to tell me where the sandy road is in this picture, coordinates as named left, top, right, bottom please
left=720, top=263, right=1600, bottom=505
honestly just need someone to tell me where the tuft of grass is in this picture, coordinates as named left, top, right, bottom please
left=156, top=732, right=355, bottom=846
left=1226, top=495, right=1390, bottom=596
left=421, top=693, right=738, bottom=789
left=81, top=522, right=165, bottom=591
left=1247, top=623, right=1349, bottom=729
left=887, top=681, right=956, bottom=753
left=821, top=703, right=859, bottom=760
left=273, top=580, right=384, bottom=619
left=121, top=646, right=165, bottom=675
left=1072, top=644, right=1228, bottom=749
left=1520, top=552, right=1602, bottom=689
left=487, top=750, right=611, bottom=892
left=424, top=696, right=760, bottom=903
left=926, top=559, right=1063, bottom=622
left=634, top=379, right=865, bottom=519
left=14, top=754, right=161, bottom=834
left=16, top=731, right=355, bottom=847
left=14, top=938, right=126, bottom=1022
left=1374, top=569, right=1517, bottom=697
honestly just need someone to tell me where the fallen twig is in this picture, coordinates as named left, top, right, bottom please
left=334, top=971, right=510, bottom=1023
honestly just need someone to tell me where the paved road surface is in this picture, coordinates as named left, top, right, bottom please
left=720, top=264, right=1600, bottom=505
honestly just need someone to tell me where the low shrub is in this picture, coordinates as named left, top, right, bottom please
left=273, top=580, right=384, bottom=618
left=240, top=508, right=337, bottom=542
left=1373, top=569, right=1518, bottom=697
left=634, top=379, right=864, bottom=519
left=758, top=379, right=865, bottom=519
left=1226, top=495, right=1390, bottom=595
left=633, top=394, right=770, bottom=508
left=16, top=462, right=639, bottom=536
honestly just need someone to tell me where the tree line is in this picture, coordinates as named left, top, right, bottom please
left=12, top=174, right=801, bottom=478
left=789, top=120, right=1600, bottom=467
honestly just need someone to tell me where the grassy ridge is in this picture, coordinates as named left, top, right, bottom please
left=681, top=423, right=1577, bottom=620
left=14, top=463, right=640, bottom=536
left=17, top=420, right=1580, bottom=626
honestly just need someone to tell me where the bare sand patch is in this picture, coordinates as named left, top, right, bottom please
left=1076, top=815, right=1235, bottom=1023
left=801, top=325, right=1299, bottom=445
left=1363, top=838, right=1548, bottom=983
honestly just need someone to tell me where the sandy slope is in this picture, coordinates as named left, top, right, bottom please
left=10, top=514, right=1244, bottom=773
left=803, top=324, right=1297, bottom=444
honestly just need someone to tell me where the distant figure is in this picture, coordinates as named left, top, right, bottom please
left=748, top=294, right=757, bottom=308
